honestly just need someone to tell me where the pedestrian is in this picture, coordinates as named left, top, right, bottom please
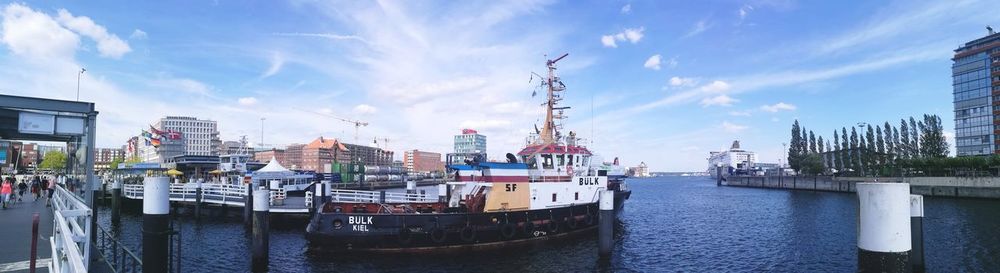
left=1, top=177, right=12, bottom=209
left=17, top=179, right=27, bottom=202
left=45, top=177, right=55, bottom=207
left=30, top=177, right=40, bottom=201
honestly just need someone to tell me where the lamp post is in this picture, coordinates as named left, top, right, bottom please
left=857, top=122, right=868, bottom=177
left=259, top=117, right=265, bottom=148
left=76, top=68, right=86, bottom=101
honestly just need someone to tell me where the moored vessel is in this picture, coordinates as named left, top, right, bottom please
left=305, top=53, right=631, bottom=252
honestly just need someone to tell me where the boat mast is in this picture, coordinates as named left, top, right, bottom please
left=538, top=53, right=568, bottom=145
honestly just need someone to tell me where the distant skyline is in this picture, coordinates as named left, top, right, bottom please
left=0, top=1, right=996, bottom=171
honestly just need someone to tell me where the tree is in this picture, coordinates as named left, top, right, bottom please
left=866, top=125, right=876, bottom=175
left=850, top=128, right=859, bottom=174
left=825, top=140, right=832, bottom=171
left=919, top=114, right=949, bottom=157
left=833, top=131, right=842, bottom=171
left=109, top=157, right=124, bottom=170
left=39, top=151, right=67, bottom=172
left=883, top=122, right=894, bottom=163
left=789, top=120, right=803, bottom=172
left=818, top=136, right=826, bottom=153
left=900, top=119, right=910, bottom=159
left=876, top=126, right=885, bottom=166
left=892, top=127, right=900, bottom=162
left=842, top=127, right=850, bottom=172
left=800, top=153, right=825, bottom=175
left=809, top=131, right=817, bottom=154
left=909, top=117, right=919, bottom=158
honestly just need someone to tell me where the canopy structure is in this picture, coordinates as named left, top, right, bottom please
left=253, top=156, right=294, bottom=179
left=165, top=169, right=183, bottom=176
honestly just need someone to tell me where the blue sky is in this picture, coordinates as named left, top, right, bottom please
left=0, top=0, right=995, bottom=171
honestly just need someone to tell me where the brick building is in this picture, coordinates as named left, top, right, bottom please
left=403, top=149, right=444, bottom=173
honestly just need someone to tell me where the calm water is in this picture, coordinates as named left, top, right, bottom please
left=97, top=177, right=1000, bottom=272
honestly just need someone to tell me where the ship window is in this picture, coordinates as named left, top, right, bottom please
left=541, top=154, right=554, bottom=169
left=568, top=155, right=574, bottom=166
left=556, top=155, right=565, bottom=167
left=574, top=192, right=579, bottom=200
left=552, top=193, right=557, bottom=202
left=524, top=155, right=538, bottom=169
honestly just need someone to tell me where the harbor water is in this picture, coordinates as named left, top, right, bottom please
left=98, top=177, right=1000, bottom=272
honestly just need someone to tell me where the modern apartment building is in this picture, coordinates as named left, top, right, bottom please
left=453, top=129, right=486, bottom=163
left=403, top=149, right=444, bottom=173
left=954, top=28, right=1000, bottom=156
left=139, top=116, right=221, bottom=163
left=95, top=147, right=125, bottom=170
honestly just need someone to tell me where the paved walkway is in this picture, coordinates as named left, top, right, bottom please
left=0, top=195, right=52, bottom=273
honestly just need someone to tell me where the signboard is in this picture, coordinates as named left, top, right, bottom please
left=55, top=116, right=85, bottom=135
left=18, top=112, right=55, bottom=135
left=0, top=151, right=6, bottom=164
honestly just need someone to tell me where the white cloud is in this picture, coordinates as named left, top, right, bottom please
left=728, top=111, right=751, bottom=117
left=721, top=121, right=748, bottom=133
left=1, top=3, right=80, bottom=60
left=683, top=20, right=711, bottom=38
left=55, top=9, right=130, bottom=58
left=700, top=80, right=731, bottom=93
left=152, top=77, right=212, bottom=95
left=737, top=5, right=754, bottom=25
left=620, top=4, right=631, bottom=14
left=353, top=104, right=378, bottom=115
left=129, top=29, right=147, bottom=40
left=643, top=54, right=661, bottom=70
left=760, top=102, right=797, bottom=112
left=669, top=76, right=697, bottom=87
left=272, top=32, right=369, bottom=44
left=700, top=94, right=738, bottom=107
left=261, top=52, right=285, bottom=78
left=600, top=35, right=617, bottom=48
left=667, top=56, right=678, bottom=68
left=459, top=119, right=511, bottom=131
left=600, top=27, right=644, bottom=48
left=238, top=97, right=258, bottom=106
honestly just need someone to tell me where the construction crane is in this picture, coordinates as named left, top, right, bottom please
left=300, top=109, right=369, bottom=143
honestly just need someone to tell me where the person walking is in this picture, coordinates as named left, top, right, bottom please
left=45, top=177, right=56, bottom=207
left=1, top=177, right=12, bottom=209
left=30, top=176, right=40, bottom=201
left=16, top=178, right=27, bottom=202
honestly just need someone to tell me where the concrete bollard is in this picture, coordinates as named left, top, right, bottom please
left=111, top=179, right=122, bottom=224
left=438, top=184, right=447, bottom=203
left=406, top=179, right=416, bottom=194
left=251, top=189, right=270, bottom=272
left=715, top=166, right=722, bottom=186
left=142, top=177, right=171, bottom=273
left=857, top=183, right=910, bottom=273
left=598, top=190, right=614, bottom=257
left=244, top=183, right=253, bottom=229
left=910, top=195, right=925, bottom=273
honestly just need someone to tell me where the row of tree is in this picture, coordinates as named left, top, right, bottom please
left=788, top=114, right=949, bottom=176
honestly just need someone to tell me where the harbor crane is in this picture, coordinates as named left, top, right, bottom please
left=303, top=109, right=369, bottom=143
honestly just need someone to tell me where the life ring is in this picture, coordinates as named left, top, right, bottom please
left=460, top=226, right=477, bottom=242
left=499, top=223, right=517, bottom=239
left=566, top=216, right=579, bottom=230
left=523, top=221, right=536, bottom=237
left=429, top=228, right=447, bottom=243
left=397, top=228, right=413, bottom=246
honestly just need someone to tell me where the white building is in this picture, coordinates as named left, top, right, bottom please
left=139, top=116, right=221, bottom=163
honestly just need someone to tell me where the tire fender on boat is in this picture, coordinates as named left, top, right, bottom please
left=523, top=221, right=536, bottom=237
left=429, top=227, right=447, bottom=243
left=547, top=218, right=560, bottom=233
left=499, top=222, right=517, bottom=239
left=397, top=228, right=413, bottom=246
left=460, top=226, right=477, bottom=242
left=566, top=215, right=579, bottom=230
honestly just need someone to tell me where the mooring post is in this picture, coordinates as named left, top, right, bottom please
left=251, top=189, right=270, bottom=272
left=111, top=179, right=122, bottom=224
left=195, top=179, right=203, bottom=218
left=437, top=184, right=448, bottom=203
left=715, top=166, right=722, bottom=186
left=142, top=177, right=171, bottom=273
left=910, top=194, right=925, bottom=273
left=244, top=182, right=253, bottom=229
left=30, top=213, right=39, bottom=273
left=598, top=189, right=614, bottom=257
left=406, top=178, right=416, bottom=194
left=857, top=183, right=910, bottom=273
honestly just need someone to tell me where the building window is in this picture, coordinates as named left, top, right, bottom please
left=552, top=193, right=557, bottom=202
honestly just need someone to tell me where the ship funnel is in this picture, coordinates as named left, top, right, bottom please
left=731, top=140, right=741, bottom=150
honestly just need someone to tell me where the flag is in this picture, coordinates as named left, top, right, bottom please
left=166, top=130, right=182, bottom=140
left=149, top=125, right=165, bottom=136
left=144, top=139, right=151, bottom=146
left=141, top=130, right=152, bottom=139
left=151, top=138, right=161, bottom=147
left=531, top=90, right=536, bottom=97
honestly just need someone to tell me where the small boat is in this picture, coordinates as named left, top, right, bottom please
left=305, top=53, right=631, bottom=252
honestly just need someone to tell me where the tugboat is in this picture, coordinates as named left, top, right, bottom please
left=305, top=53, right=631, bottom=252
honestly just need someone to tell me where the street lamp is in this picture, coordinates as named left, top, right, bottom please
left=259, top=117, right=266, bottom=149
left=76, top=68, right=86, bottom=101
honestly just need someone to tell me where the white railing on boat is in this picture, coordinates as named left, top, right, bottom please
left=124, top=183, right=248, bottom=206
left=50, top=184, right=91, bottom=273
left=329, top=189, right=437, bottom=203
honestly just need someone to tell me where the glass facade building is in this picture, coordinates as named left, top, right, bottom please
left=954, top=30, right=1000, bottom=156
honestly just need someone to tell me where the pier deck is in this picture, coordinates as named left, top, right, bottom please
left=0, top=197, right=52, bottom=272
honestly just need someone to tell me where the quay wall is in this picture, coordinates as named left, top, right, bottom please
left=724, top=176, right=1000, bottom=199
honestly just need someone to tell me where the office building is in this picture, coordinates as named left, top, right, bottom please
left=453, top=129, right=486, bottom=163
left=139, top=116, right=221, bottom=163
left=954, top=27, right=1000, bottom=156
left=403, top=149, right=444, bottom=173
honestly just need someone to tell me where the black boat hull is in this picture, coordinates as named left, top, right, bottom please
left=305, top=190, right=630, bottom=253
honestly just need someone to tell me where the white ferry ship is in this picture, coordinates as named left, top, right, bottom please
left=706, top=140, right=757, bottom=179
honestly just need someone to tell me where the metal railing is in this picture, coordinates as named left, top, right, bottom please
left=329, top=189, right=438, bottom=203
left=49, top=185, right=90, bottom=273
left=124, top=183, right=247, bottom=205
left=95, top=225, right=141, bottom=273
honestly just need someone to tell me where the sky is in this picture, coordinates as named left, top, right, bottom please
left=0, top=0, right=996, bottom=172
